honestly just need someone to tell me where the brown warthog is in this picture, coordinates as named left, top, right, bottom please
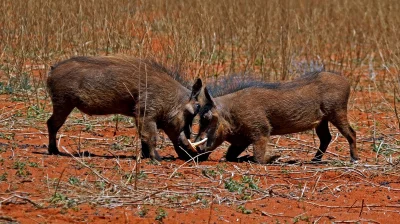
left=47, top=56, right=207, bottom=161
left=188, top=71, right=358, bottom=163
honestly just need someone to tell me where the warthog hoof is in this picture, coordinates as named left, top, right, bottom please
left=48, top=147, right=60, bottom=155
left=255, top=154, right=280, bottom=164
left=311, top=157, right=322, bottom=163
left=153, top=151, right=162, bottom=161
left=350, top=157, right=359, bottom=163
left=225, top=155, right=253, bottom=163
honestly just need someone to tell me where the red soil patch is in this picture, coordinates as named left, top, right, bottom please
left=1, top=71, right=400, bottom=223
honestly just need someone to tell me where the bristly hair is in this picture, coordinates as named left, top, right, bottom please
left=206, top=70, right=334, bottom=97
left=205, top=73, right=277, bottom=97
left=142, top=59, right=192, bottom=89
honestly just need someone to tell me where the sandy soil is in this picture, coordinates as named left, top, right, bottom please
left=0, top=69, right=400, bottom=224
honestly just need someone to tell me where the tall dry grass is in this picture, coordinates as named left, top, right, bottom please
left=1, top=0, right=400, bottom=81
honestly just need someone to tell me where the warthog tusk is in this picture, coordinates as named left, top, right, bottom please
left=187, top=138, right=208, bottom=151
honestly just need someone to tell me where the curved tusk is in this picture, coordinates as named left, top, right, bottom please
left=187, top=141, right=196, bottom=152
left=188, top=138, right=208, bottom=149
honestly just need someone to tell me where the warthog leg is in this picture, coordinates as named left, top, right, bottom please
left=47, top=103, right=74, bottom=155
left=253, top=136, right=280, bottom=164
left=330, top=112, right=359, bottom=162
left=312, top=120, right=332, bottom=162
left=137, top=120, right=161, bottom=161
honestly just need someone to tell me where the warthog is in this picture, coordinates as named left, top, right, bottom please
left=46, top=56, right=208, bottom=161
left=187, top=71, right=358, bottom=163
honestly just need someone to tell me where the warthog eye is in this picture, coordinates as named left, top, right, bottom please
left=195, top=103, right=200, bottom=112
left=203, top=110, right=212, bottom=120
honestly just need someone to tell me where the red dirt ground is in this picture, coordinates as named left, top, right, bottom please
left=1, top=69, right=400, bottom=223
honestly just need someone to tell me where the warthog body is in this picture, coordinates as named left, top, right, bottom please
left=192, top=71, right=358, bottom=163
left=47, top=56, right=205, bottom=160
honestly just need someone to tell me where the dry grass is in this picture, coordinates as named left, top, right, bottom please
left=1, top=0, right=400, bottom=79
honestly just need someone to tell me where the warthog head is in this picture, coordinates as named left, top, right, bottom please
left=179, top=84, right=222, bottom=157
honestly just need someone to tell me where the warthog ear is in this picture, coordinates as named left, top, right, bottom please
left=190, top=78, right=202, bottom=99
left=204, top=87, right=214, bottom=105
